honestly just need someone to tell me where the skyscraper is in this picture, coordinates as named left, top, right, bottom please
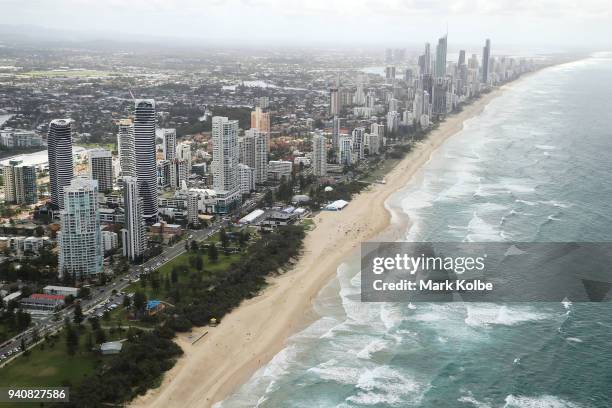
left=212, top=116, right=239, bottom=192
left=338, top=136, right=353, bottom=166
left=332, top=116, right=341, bottom=153
left=458, top=49, right=466, bottom=67
left=175, top=142, right=192, bottom=188
left=435, top=34, right=448, bottom=78
left=482, top=38, right=491, bottom=83
left=133, top=99, right=158, bottom=223
left=88, top=148, right=113, bottom=194
left=329, top=88, right=340, bottom=117
left=58, top=177, right=103, bottom=280
left=423, top=43, right=431, bottom=75
left=121, top=176, right=146, bottom=262
left=117, top=118, right=136, bottom=179
left=47, top=119, right=74, bottom=209
left=162, top=128, right=177, bottom=187
left=250, top=106, right=270, bottom=134
left=352, top=127, right=365, bottom=161
left=312, top=132, right=327, bottom=177
left=243, top=128, right=268, bottom=184
left=3, top=160, right=37, bottom=204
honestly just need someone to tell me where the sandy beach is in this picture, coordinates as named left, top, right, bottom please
left=130, top=86, right=507, bottom=408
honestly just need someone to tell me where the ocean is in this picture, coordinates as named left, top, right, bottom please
left=218, top=53, right=612, bottom=408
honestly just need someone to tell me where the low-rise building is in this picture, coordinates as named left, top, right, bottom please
left=19, top=293, right=65, bottom=313
left=43, top=285, right=78, bottom=297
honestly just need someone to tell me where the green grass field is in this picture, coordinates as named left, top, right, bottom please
left=17, top=70, right=113, bottom=78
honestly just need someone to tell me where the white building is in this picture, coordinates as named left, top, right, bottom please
left=117, top=119, right=136, bottom=178
left=43, top=285, right=78, bottom=297
left=268, top=160, right=293, bottom=181
left=211, top=116, right=240, bottom=213
left=3, top=160, right=37, bottom=204
left=312, top=132, right=327, bottom=177
left=238, top=164, right=255, bottom=194
left=386, top=111, right=400, bottom=134
left=101, top=230, right=118, bottom=252
left=47, top=119, right=74, bottom=209
left=0, top=129, right=43, bottom=149
left=58, top=177, right=103, bottom=280
left=121, top=176, right=146, bottom=262
left=366, top=133, right=381, bottom=155
left=134, top=99, right=158, bottom=222
left=162, top=128, right=177, bottom=187
left=338, top=136, right=353, bottom=166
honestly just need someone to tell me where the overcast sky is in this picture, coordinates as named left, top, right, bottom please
left=2, top=0, right=611, bottom=50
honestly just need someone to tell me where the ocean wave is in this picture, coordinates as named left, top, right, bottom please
left=458, top=394, right=493, bottom=408
left=307, top=359, right=362, bottom=385
left=464, top=305, right=551, bottom=327
left=345, top=366, right=424, bottom=407
left=503, top=394, right=583, bottom=408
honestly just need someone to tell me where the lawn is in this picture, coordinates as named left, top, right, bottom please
left=126, top=249, right=242, bottom=299
left=0, top=326, right=122, bottom=388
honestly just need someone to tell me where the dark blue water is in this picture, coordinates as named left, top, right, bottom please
left=218, top=53, right=612, bottom=408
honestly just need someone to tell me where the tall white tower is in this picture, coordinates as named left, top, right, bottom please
left=47, top=119, right=74, bottom=209
left=117, top=118, right=136, bottom=179
left=133, top=99, right=158, bottom=222
left=121, top=176, right=146, bottom=262
left=58, top=177, right=103, bottom=280
left=312, top=132, right=327, bottom=177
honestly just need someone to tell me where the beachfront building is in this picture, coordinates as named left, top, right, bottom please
left=162, top=128, right=177, bottom=188
left=3, top=160, right=37, bottom=204
left=121, top=176, right=146, bottom=262
left=47, top=119, right=74, bottom=210
left=352, top=127, right=365, bottom=161
left=117, top=119, right=136, bottom=179
left=338, top=136, right=353, bottom=166
left=58, top=177, right=103, bottom=280
left=332, top=116, right=341, bottom=152
left=88, top=148, right=113, bottom=194
left=312, top=132, right=327, bottom=177
left=212, top=116, right=241, bottom=213
left=134, top=99, right=158, bottom=223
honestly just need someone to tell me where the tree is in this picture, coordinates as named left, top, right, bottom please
left=208, top=243, right=219, bottom=263
left=85, top=333, right=93, bottom=351
left=238, top=230, right=249, bottom=248
left=95, top=328, right=107, bottom=344
left=220, top=228, right=229, bottom=249
left=123, top=295, right=131, bottom=308
left=89, top=317, right=100, bottom=331
left=73, top=303, right=84, bottom=325
left=66, top=325, right=79, bottom=355
left=20, top=338, right=28, bottom=355
left=195, top=256, right=204, bottom=272
left=171, top=267, right=178, bottom=283
left=264, top=190, right=273, bottom=207
left=133, top=291, right=147, bottom=312
left=190, top=240, right=199, bottom=251
left=78, top=287, right=91, bottom=299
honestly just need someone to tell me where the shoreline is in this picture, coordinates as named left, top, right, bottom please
left=130, top=85, right=511, bottom=408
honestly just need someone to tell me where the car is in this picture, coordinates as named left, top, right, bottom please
left=0, top=354, right=5, bottom=359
